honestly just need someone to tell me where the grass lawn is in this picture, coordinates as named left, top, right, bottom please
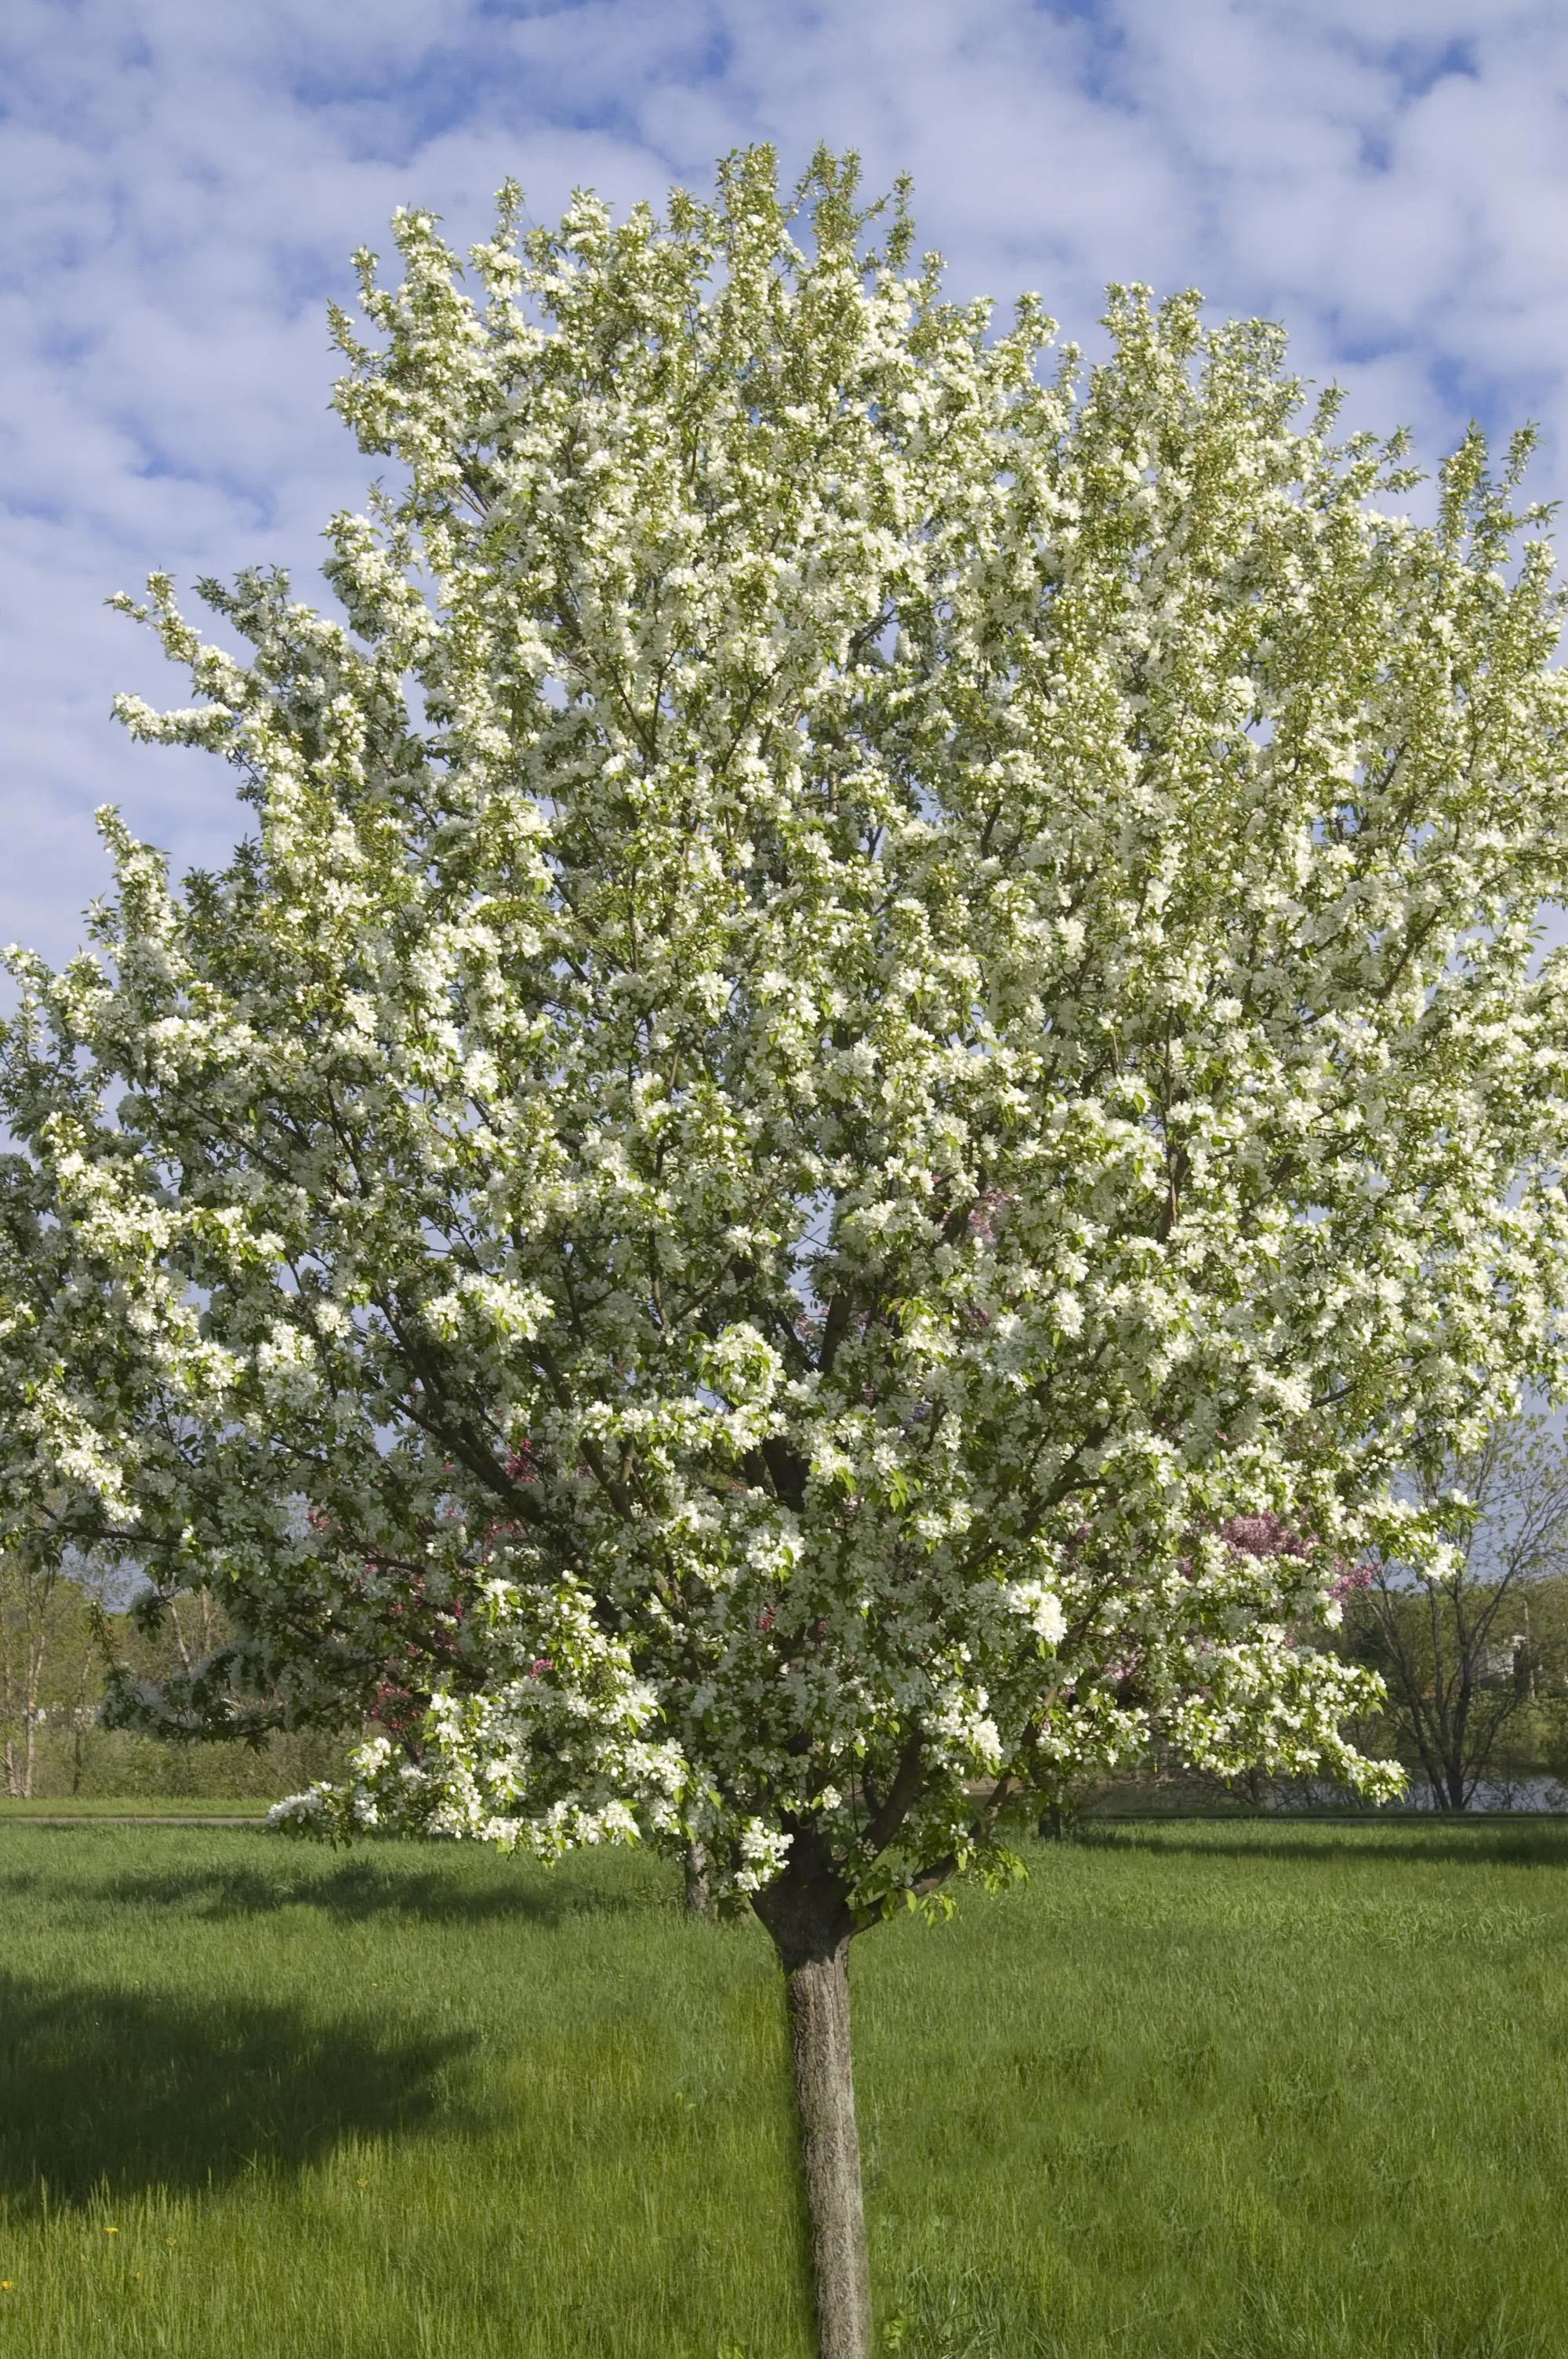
left=0, top=1821, right=1566, bottom=2357
left=0, top=1797, right=272, bottom=1819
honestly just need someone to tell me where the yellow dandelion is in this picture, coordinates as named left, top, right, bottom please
left=103, top=2226, right=118, bottom=2236
left=1, top=2280, right=13, bottom=2291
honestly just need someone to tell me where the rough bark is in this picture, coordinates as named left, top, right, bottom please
left=753, top=1834, right=872, bottom=2359
left=784, top=1940, right=870, bottom=2359
left=683, top=1837, right=710, bottom=1915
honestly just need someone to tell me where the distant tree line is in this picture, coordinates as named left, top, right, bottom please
left=0, top=1562, right=347, bottom=1800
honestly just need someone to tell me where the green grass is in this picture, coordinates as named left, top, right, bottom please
left=1, top=1822, right=1567, bottom=2357
left=0, top=1796, right=271, bottom=1819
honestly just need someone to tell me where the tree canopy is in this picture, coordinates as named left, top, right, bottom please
left=8, top=144, right=1568, bottom=2358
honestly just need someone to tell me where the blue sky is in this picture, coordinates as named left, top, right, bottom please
left=4, top=0, right=1567, bottom=961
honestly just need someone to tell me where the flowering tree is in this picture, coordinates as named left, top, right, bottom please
left=8, top=148, right=1568, bottom=2357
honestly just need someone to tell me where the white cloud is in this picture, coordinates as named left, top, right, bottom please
left=2, top=0, right=1566, bottom=959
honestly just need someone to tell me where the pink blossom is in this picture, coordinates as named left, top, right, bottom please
left=967, top=1187, right=1011, bottom=1246
left=1218, top=1511, right=1312, bottom=1561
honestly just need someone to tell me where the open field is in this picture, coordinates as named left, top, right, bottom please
left=2, top=1823, right=1567, bottom=2357
left=0, top=1797, right=271, bottom=1819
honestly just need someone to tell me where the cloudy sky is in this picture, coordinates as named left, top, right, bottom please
left=3, top=0, right=1566, bottom=962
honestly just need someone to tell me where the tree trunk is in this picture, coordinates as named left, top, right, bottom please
left=753, top=1834, right=872, bottom=2359
left=784, top=1936, right=871, bottom=2359
left=683, top=1837, right=710, bottom=1915
left=22, top=1605, right=47, bottom=1801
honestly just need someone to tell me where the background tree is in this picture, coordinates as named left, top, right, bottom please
left=1345, top=1417, right=1568, bottom=1809
left=1, top=1550, right=134, bottom=1801
left=9, top=151, right=1568, bottom=2356
left=0, top=1552, right=67, bottom=1797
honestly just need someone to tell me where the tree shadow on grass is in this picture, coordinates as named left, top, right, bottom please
left=105, top=1855, right=654, bottom=1927
left=0, top=1969, right=475, bottom=2208
left=0, top=1853, right=654, bottom=1930
left=1075, top=1822, right=1568, bottom=1872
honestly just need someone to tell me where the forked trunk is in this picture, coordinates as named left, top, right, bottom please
left=753, top=1836, right=872, bottom=2359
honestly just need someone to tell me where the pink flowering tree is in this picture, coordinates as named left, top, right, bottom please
left=9, top=152, right=1568, bottom=2358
